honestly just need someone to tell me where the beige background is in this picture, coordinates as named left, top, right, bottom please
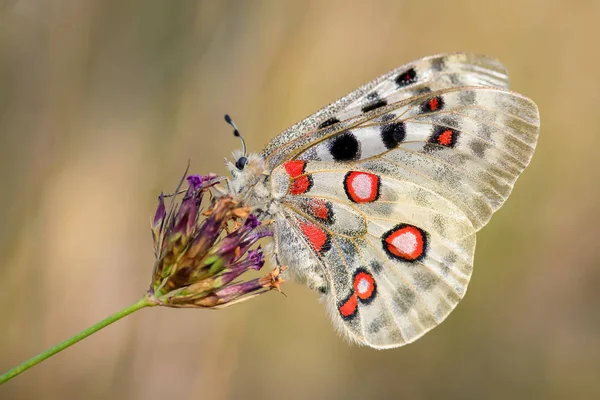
left=1, top=1, right=599, bottom=399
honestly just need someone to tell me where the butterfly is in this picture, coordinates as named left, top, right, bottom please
left=224, top=53, right=540, bottom=349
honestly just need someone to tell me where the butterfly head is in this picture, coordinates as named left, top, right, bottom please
left=226, top=150, right=266, bottom=195
left=227, top=149, right=264, bottom=175
left=224, top=114, right=268, bottom=196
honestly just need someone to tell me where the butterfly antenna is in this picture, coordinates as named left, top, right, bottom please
left=224, top=114, right=247, bottom=156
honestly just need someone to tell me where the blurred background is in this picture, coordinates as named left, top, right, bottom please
left=1, top=0, right=599, bottom=399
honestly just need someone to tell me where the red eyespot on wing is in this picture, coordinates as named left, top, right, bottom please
left=438, top=129, right=453, bottom=146
left=339, top=294, right=358, bottom=319
left=428, top=97, right=439, bottom=110
left=311, top=200, right=328, bottom=220
left=382, top=224, right=428, bottom=262
left=421, top=96, right=444, bottom=113
left=344, top=171, right=380, bottom=203
left=339, top=269, right=377, bottom=319
left=283, top=160, right=306, bottom=178
left=290, top=175, right=313, bottom=195
left=299, top=221, right=330, bottom=254
left=429, top=126, right=459, bottom=148
left=310, top=199, right=332, bottom=223
left=353, top=270, right=376, bottom=302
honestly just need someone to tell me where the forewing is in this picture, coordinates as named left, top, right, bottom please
left=273, top=86, right=539, bottom=230
left=262, top=52, right=509, bottom=169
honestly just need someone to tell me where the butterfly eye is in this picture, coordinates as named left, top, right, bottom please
left=235, top=156, right=248, bottom=170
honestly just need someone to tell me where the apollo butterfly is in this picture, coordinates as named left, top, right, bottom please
left=224, top=53, right=540, bottom=349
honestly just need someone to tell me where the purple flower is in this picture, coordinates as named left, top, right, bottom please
left=148, top=171, right=284, bottom=308
left=244, top=214, right=260, bottom=229
left=246, top=248, right=265, bottom=270
left=187, top=175, right=204, bottom=190
left=153, top=193, right=166, bottom=229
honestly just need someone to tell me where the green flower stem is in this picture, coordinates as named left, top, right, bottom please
left=0, top=295, right=155, bottom=385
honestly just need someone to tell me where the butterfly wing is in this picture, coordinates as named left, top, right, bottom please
left=273, top=162, right=476, bottom=347
left=291, top=86, right=539, bottom=230
left=262, top=52, right=510, bottom=169
left=263, top=53, right=539, bottom=348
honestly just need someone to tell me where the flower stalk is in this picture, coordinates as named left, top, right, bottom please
left=0, top=296, right=154, bottom=384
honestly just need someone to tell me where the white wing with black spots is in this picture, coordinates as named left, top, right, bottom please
left=262, top=53, right=510, bottom=169
left=232, top=53, right=540, bottom=348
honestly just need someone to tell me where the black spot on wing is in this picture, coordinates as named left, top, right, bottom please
left=431, top=214, right=448, bottom=236
left=437, top=115, right=458, bottom=127
left=413, top=269, right=438, bottom=291
left=362, top=99, right=388, bottom=113
left=430, top=57, right=445, bottom=71
left=378, top=113, right=396, bottom=122
left=367, top=314, right=386, bottom=334
left=395, top=287, right=417, bottom=315
left=469, top=140, right=490, bottom=158
left=370, top=260, right=383, bottom=274
left=319, top=117, right=340, bottom=129
left=320, top=233, right=332, bottom=255
left=381, top=122, right=406, bottom=149
left=395, top=67, right=417, bottom=87
left=478, top=124, right=494, bottom=140
left=458, top=90, right=476, bottom=105
left=413, top=86, right=433, bottom=95
left=362, top=92, right=388, bottom=113
left=449, top=74, right=462, bottom=85
left=329, top=132, right=360, bottom=161
left=440, top=252, right=458, bottom=277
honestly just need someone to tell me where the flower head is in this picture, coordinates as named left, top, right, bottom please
left=148, top=172, right=283, bottom=308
